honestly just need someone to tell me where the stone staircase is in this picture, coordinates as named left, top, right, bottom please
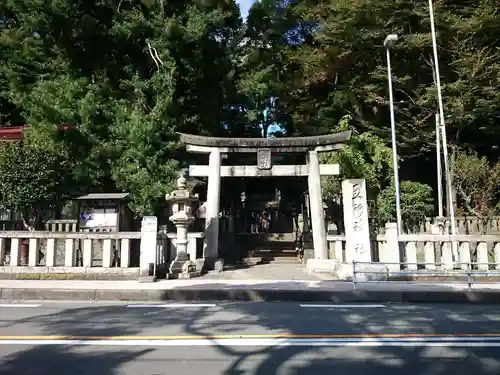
left=242, top=233, right=301, bottom=265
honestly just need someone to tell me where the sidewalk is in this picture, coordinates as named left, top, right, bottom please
left=1, top=278, right=500, bottom=304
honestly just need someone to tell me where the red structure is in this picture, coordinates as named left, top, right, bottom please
left=0, top=124, right=73, bottom=142
left=0, top=125, right=26, bottom=141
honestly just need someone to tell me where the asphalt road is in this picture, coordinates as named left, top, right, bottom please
left=0, top=301, right=500, bottom=374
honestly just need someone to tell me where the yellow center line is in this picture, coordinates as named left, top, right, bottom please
left=1, top=333, right=500, bottom=340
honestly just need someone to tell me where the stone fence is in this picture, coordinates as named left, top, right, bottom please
left=0, top=231, right=142, bottom=278
left=0, top=229, right=206, bottom=279
left=327, top=224, right=500, bottom=272
left=44, top=220, right=78, bottom=232
left=417, top=216, right=500, bottom=235
left=2, top=225, right=500, bottom=279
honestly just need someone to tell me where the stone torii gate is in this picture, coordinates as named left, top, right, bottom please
left=179, top=131, right=352, bottom=267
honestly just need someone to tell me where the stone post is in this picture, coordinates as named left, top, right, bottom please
left=175, top=225, right=188, bottom=254
left=139, top=216, right=158, bottom=282
left=303, top=194, right=310, bottom=232
left=306, top=150, right=327, bottom=259
left=0, top=238, right=5, bottom=266
left=380, top=222, right=400, bottom=271
left=10, top=238, right=20, bottom=266
left=203, top=148, right=221, bottom=264
left=342, top=179, right=371, bottom=263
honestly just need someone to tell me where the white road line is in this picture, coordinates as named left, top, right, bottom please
left=126, top=303, right=217, bottom=308
left=299, top=304, right=386, bottom=308
left=0, top=304, right=41, bottom=308
left=2, top=337, right=500, bottom=347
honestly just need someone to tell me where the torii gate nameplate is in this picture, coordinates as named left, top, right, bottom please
left=257, top=148, right=272, bottom=170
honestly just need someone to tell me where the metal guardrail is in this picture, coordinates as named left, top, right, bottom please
left=351, top=261, right=500, bottom=292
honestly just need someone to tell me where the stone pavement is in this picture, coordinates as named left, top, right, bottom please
left=0, top=261, right=499, bottom=303
left=203, top=263, right=338, bottom=281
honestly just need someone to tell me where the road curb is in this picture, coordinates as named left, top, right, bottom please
left=2, top=288, right=500, bottom=303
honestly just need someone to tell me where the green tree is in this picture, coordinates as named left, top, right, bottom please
left=376, top=180, right=435, bottom=233
left=0, top=130, right=74, bottom=229
left=453, top=149, right=500, bottom=219
left=243, top=0, right=500, bottom=172
left=321, top=115, right=393, bottom=207
left=1, top=0, right=243, bottom=216
left=239, top=0, right=500, bottom=228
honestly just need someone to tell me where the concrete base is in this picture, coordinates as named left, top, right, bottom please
left=167, top=258, right=203, bottom=279
left=0, top=268, right=140, bottom=281
left=301, top=249, right=315, bottom=264
left=333, top=263, right=391, bottom=281
left=3, top=285, right=500, bottom=304
left=203, top=258, right=224, bottom=273
left=0, top=266, right=140, bottom=276
left=193, top=259, right=206, bottom=272
left=307, top=260, right=392, bottom=281
left=166, top=271, right=202, bottom=279
left=169, top=252, right=191, bottom=274
left=138, top=276, right=157, bottom=283
left=306, top=259, right=339, bottom=273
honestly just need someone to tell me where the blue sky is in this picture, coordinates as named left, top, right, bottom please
left=236, top=0, right=254, bottom=19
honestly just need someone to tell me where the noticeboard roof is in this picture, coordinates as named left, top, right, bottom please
left=75, top=193, right=129, bottom=200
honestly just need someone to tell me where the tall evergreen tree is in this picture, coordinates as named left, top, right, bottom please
left=0, top=0, right=242, bottom=216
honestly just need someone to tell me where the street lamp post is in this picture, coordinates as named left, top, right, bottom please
left=436, top=113, right=444, bottom=219
left=428, top=0, right=457, bottom=238
left=384, top=34, right=403, bottom=235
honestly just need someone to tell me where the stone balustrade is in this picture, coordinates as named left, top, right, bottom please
left=418, top=216, right=500, bottom=235
left=328, top=229, right=500, bottom=273
left=326, top=235, right=346, bottom=262
left=0, top=227, right=202, bottom=279
left=397, top=234, right=500, bottom=271
left=0, top=231, right=141, bottom=275
left=326, top=235, right=383, bottom=263
left=44, top=220, right=78, bottom=232
left=375, top=231, right=500, bottom=272
left=3, top=223, right=500, bottom=279
left=156, top=231, right=204, bottom=270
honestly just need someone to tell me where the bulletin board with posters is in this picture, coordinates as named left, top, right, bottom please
left=76, top=193, right=134, bottom=232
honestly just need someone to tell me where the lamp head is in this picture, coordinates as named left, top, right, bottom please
left=384, top=34, right=399, bottom=49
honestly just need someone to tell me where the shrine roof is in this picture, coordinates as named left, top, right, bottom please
left=178, top=131, right=351, bottom=153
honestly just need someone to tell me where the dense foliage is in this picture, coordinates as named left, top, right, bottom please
left=453, top=150, right=500, bottom=218
left=1, top=0, right=499, bottom=224
left=376, top=180, right=435, bottom=232
left=0, top=130, right=73, bottom=229
left=1, top=0, right=241, bottom=216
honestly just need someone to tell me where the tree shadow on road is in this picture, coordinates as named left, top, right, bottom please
left=0, top=344, right=152, bottom=375
left=0, top=304, right=155, bottom=375
left=1, top=280, right=500, bottom=374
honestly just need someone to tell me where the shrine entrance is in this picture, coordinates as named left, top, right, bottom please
left=232, top=177, right=306, bottom=264
left=180, top=132, right=351, bottom=268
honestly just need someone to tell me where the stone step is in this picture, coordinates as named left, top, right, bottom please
left=249, top=249, right=298, bottom=258
left=264, top=233, right=296, bottom=241
left=241, top=256, right=301, bottom=265
left=252, top=246, right=295, bottom=253
left=251, top=248, right=297, bottom=254
left=252, top=241, right=295, bottom=248
left=239, top=233, right=296, bottom=242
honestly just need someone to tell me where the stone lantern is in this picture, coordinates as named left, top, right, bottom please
left=166, top=173, right=200, bottom=278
